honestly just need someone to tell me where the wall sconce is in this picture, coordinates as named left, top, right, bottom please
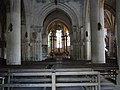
left=8, top=23, right=13, bottom=32
left=98, top=22, right=102, bottom=30
left=25, top=32, right=28, bottom=38
left=86, top=31, right=88, bottom=37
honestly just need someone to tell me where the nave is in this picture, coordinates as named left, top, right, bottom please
left=0, top=58, right=118, bottom=90
left=0, top=0, right=120, bottom=89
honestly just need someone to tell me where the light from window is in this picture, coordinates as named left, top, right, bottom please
left=56, top=30, right=62, bottom=48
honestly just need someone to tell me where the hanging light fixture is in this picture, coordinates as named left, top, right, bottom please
left=54, top=0, right=58, bottom=5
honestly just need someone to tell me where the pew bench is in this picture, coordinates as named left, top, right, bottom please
left=0, top=68, right=100, bottom=90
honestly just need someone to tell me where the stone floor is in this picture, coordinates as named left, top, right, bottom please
left=12, top=87, right=84, bottom=90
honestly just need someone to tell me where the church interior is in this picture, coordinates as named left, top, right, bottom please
left=0, top=0, right=120, bottom=90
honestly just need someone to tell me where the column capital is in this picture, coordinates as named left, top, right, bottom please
left=31, top=25, right=42, bottom=32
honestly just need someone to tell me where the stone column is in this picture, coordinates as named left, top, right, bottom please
left=99, top=0, right=106, bottom=60
left=69, top=33, right=73, bottom=58
left=90, top=0, right=105, bottom=63
left=0, top=22, right=1, bottom=57
left=80, top=27, right=84, bottom=60
left=84, top=23, right=91, bottom=60
left=84, top=0, right=91, bottom=60
left=0, top=23, right=1, bottom=36
left=114, top=0, right=120, bottom=89
left=107, top=31, right=112, bottom=56
left=39, top=27, right=42, bottom=61
left=37, top=27, right=42, bottom=61
left=72, top=26, right=77, bottom=60
left=78, top=28, right=81, bottom=60
left=25, top=13, right=32, bottom=61
left=6, top=0, right=21, bottom=65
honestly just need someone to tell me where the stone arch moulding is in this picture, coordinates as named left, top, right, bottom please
left=35, top=3, right=79, bottom=30
left=43, top=8, right=72, bottom=35
left=46, top=19, right=70, bottom=31
left=104, top=4, right=115, bottom=16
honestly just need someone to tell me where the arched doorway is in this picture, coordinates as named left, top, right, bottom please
left=43, top=9, right=72, bottom=59
left=48, top=20, right=70, bottom=58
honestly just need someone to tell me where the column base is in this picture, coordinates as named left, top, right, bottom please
left=6, top=60, right=21, bottom=65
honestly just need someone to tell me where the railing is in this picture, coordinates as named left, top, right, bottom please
left=0, top=77, right=5, bottom=90
left=0, top=68, right=100, bottom=90
left=92, top=64, right=118, bottom=82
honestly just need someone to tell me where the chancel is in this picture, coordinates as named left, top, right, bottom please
left=0, top=0, right=119, bottom=90
left=48, top=21, right=70, bottom=58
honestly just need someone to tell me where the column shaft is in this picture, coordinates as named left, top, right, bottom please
left=115, top=0, right=120, bottom=89
left=90, top=0, right=105, bottom=63
left=26, top=13, right=32, bottom=61
left=38, top=31, right=42, bottom=61
left=6, top=0, right=21, bottom=65
left=84, top=0, right=91, bottom=60
left=0, top=22, right=1, bottom=57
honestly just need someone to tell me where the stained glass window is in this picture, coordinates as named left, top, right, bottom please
left=48, top=30, right=70, bottom=48
left=66, top=31, right=70, bottom=46
left=48, top=32, right=52, bottom=47
left=56, top=30, right=62, bottom=48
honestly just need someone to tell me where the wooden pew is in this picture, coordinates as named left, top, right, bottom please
left=0, top=68, right=100, bottom=90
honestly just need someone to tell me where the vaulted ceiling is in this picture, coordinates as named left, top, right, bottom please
left=104, top=0, right=116, bottom=33
left=0, top=0, right=116, bottom=33
left=104, top=0, right=116, bottom=15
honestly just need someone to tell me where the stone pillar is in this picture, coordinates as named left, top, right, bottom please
left=38, top=28, right=42, bottom=61
left=25, top=13, right=32, bottom=61
left=80, top=27, right=84, bottom=60
left=39, top=27, right=42, bottom=61
left=0, top=22, right=1, bottom=57
left=84, top=0, right=91, bottom=60
left=99, top=0, right=106, bottom=60
left=6, top=0, right=21, bottom=65
left=114, top=0, right=120, bottom=89
left=84, top=21, right=91, bottom=60
left=69, top=33, right=73, bottom=58
left=72, top=26, right=77, bottom=60
left=77, top=28, right=81, bottom=60
left=90, top=0, right=105, bottom=63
